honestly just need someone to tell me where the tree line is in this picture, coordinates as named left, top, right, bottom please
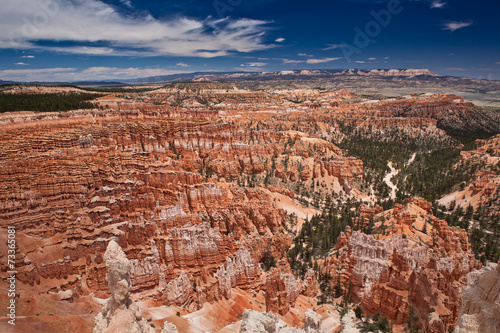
left=0, top=92, right=102, bottom=112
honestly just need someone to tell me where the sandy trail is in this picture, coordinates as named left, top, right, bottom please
left=383, top=161, right=399, bottom=199
left=383, top=152, right=417, bottom=199
left=407, top=152, right=417, bottom=165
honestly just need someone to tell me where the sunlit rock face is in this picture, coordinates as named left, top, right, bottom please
left=454, top=260, right=500, bottom=333
left=324, top=198, right=482, bottom=333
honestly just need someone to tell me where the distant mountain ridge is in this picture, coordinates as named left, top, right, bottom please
left=123, top=68, right=436, bottom=84
left=7, top=69, right=500, bottom=87
left=0, top=69, right=438, bottom=86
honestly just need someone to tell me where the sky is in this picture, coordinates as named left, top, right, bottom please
left=0, top=0, right=499, bottom=82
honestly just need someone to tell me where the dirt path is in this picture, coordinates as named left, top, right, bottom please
left=383, top=161, right=399, bottom=199
left=383, top=152, right=417, bottom=200
left=407, top=152, right=417, bottom=165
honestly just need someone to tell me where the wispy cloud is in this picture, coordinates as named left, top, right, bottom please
left=322, top=43, right=343, bottom=51
left=119, top=0, right=133, bottom=9
left=0, top=0, right=273, bottom=58
left=275, top=38, right=285, bottom=42
left=282, top=57, right=341, bottom=64
left=282, top=59, right=304, bottom=64
left=298, top=53, right=313, bottom=57
left=431, top=0, right=446, bottom=9
left=176, top=62, right=190, bottom=68
left=306, top=57, right=341, bottom=64
left=241, top=62, right=267, bottom=67
left=443, top=21, right=473, bottom=32
left=14, top=62, right=28, bottom=65
left=21, top=55, right=35, bottom=58
left=0, top=67, right=76, bottom=81
left=0, top=67, right=189, bottom=81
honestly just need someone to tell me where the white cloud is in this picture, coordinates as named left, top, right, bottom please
left=79, top=67, right=185, bottom=79
left=356, top=61, right=366, bottom=64
left=176, top=62, right=190, bottom=68
left=21, top=55, right=35, bottom=58
left=282, top=59, right=304, bottom=64
left=431, top=1, right=446, bottom=8
left=368, top=57, right=376, bottom=60
left=0, top=66, right=189, bottom=81
left=298, top=53, right=313, bottom=57
left=275, top=38, right=285, bottom=42
left=0, top=67, right=76, bottom=81
left=14, top=62, right=28, bottom=65
left=0, top=0, right=272, bottom=58
left=306, top=57, right=341, bottom=64
left=443, top=21, right=473, bottom=32
left=241, top=62, right=267, bottom=67
left=281, top=57, right=341, bottom=65
left=49, top=46, right=140, bottom=56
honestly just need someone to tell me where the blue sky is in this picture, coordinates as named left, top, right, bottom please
left=0, top=0, right=499, bottom=81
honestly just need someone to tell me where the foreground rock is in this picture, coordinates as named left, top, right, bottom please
left=240, top=310, right=278, bottom=333
left=304, top=309, right=322, bottom=332
left=454, top=260, right=500, bottom=333
left=94, top=240, right=175, bottom=333
left=239, top=309, right=323, bottom=333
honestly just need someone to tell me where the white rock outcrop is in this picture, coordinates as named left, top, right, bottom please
left=93, top=240, right=154, bottom=333
left=304, top=309, right=322, bottom=333
left=239, top=309, right=277, bottom=333
left=239, top=309, right=323, bottom=333
left=454, top=260, right=500, bottom=333
left=161, top=321, right=179, bottom=333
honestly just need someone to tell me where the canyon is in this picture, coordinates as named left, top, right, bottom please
left=0, top=82, right=499, bottom=332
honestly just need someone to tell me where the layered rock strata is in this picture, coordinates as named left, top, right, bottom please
left=325, top=198, right=481, bottom=333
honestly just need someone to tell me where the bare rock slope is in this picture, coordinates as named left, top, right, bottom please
left=454, top=260, right=500, bottom=333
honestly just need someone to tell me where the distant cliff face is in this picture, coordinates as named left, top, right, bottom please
left=349, top=68, right=435, bottom=77
left=380, top=94, right=500, bottom=134
left=146, top=68, right=437, bottom=81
